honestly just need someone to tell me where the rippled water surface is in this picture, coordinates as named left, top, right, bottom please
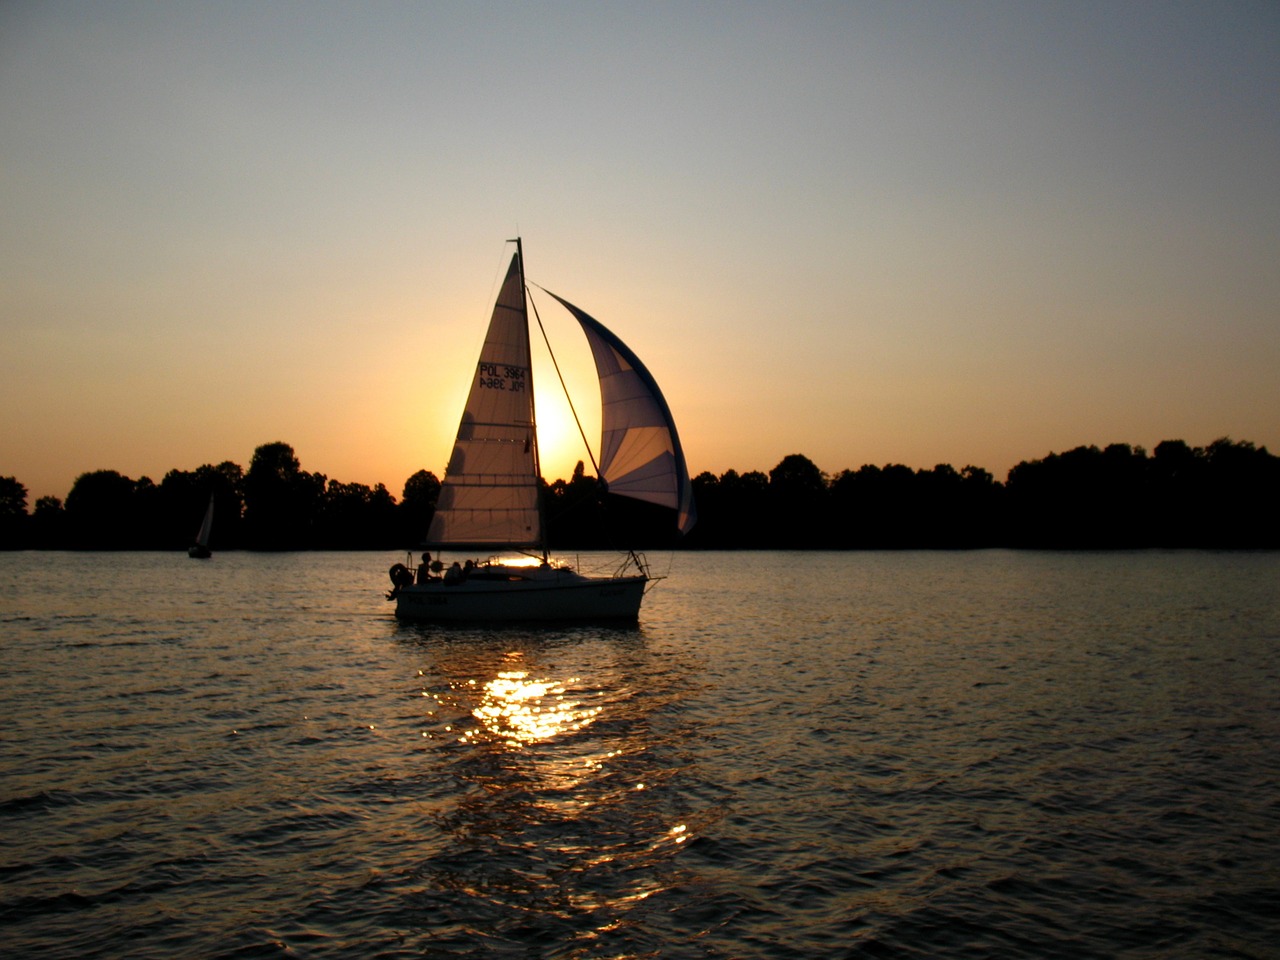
left=2, top=550, right=1279, bottom=958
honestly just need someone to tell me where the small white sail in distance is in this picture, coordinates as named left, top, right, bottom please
left=195, top=494, right=214, bottom=548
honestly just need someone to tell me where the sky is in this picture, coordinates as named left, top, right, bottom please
left=3, top=0, right=1278, bottom=505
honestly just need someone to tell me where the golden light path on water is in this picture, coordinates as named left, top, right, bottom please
left=466, top=665, right=599, bottom=747
left=419, top=648, right=691, bottom=869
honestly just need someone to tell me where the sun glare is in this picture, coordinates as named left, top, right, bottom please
left=465, top=667, right=601, bottom=747
left=535, top=382, right=596, bottom=484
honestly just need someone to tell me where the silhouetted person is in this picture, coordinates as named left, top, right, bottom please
left=444, top=561, right=463, bottom=584
left=417, top=552, right=432, bottom=583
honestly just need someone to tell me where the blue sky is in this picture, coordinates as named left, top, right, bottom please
left=3, top=1, right=1277, bottom=502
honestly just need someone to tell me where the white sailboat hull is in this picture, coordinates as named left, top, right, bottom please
left=394, top=567, right=647, bottom=622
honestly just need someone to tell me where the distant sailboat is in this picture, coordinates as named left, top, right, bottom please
left=387, top=238, right=695, bottom=621
left=188, top=494, right=213, bottom=559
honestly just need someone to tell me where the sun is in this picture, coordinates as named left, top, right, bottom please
left=534, top=386, right=595, bottom=484
left=528, top=306, right=603, bottom=484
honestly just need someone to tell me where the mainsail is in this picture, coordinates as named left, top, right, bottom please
left=426, top=253, right=542, bottom=550
left=195, top=495, right=214, bottom=548
left=543, top=291, right=697, bottom=536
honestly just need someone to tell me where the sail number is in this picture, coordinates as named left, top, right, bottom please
left=478, top=363, right=526, bottom=392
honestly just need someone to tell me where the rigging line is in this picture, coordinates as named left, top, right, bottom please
left=512, top=236, right=548, bottom=563
left=527, top=287, right=602, bottom=478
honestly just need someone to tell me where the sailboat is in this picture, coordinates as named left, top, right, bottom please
left=388, top=238, right=695, bottom=622
left=188, top=494, right=214, bottom=559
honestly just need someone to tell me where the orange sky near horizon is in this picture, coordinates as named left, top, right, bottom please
left=3, top=2, right=1278, bottom=506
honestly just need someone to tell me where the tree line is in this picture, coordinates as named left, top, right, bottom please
left=1, top=437, right=1277, bottom=551
left=688, top=438, right=1279, bottom=549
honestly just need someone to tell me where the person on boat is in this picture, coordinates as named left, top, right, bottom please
left=462, top=559, right=474, bottom=580
left=444, top=561, right=463, bottom=585
left=416, top=553, right=432, bottom=584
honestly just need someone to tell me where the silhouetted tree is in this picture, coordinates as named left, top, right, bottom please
left=686, top=472, right=722, bottom=548
left=131, top=475, right=164, bottom=546
left=0, top=476, right=28, bottom=548
left=767, top=454, right=829, bottom=547
left=399, top=469, right=441, bottom=545
left=830, top=463, right=916, bottom=547
left=687, top=468, right=768, bottom=548
left=828, top=467, right=862, bottom=545
left=32, top=496, right=67, bottom=547
left=955, top=465, right=1005, bottom=546
left=1147, top=439, right=1199, bottom=545
left=319, top=479, right=400, bottom=548
left=64, top=470, right=144, bottom=548
left=904, top=463, right=1002, bottom=547
left=1199, top=437, right=1280, bottom=547
left=545, top=461, right=608, bottom=547
left=1010, top=442, right=1144, bottom=546
left=158, top=469, right=200, bottom=546
left=367, top=483, right=400, bottom=546
left=1006, top=446, right=1113, bottom=547
left=243, top=442, right=325, bottom=549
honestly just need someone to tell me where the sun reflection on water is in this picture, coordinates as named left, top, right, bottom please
left=406, top=640, right=715, bottom=953
left=429, top=652, right=604, bottom=748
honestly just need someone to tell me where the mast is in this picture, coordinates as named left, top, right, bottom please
left=511, top=236, right=550, bottom=562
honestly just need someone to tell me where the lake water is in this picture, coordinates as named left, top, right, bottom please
left=2, top=550, right=1278, bottom=959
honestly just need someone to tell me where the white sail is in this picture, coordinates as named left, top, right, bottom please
left=543, top=292, right=696, bottom=536
left=195, top=495, right=214, bottom=547
left=426, top=252, right=542, bottom=550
